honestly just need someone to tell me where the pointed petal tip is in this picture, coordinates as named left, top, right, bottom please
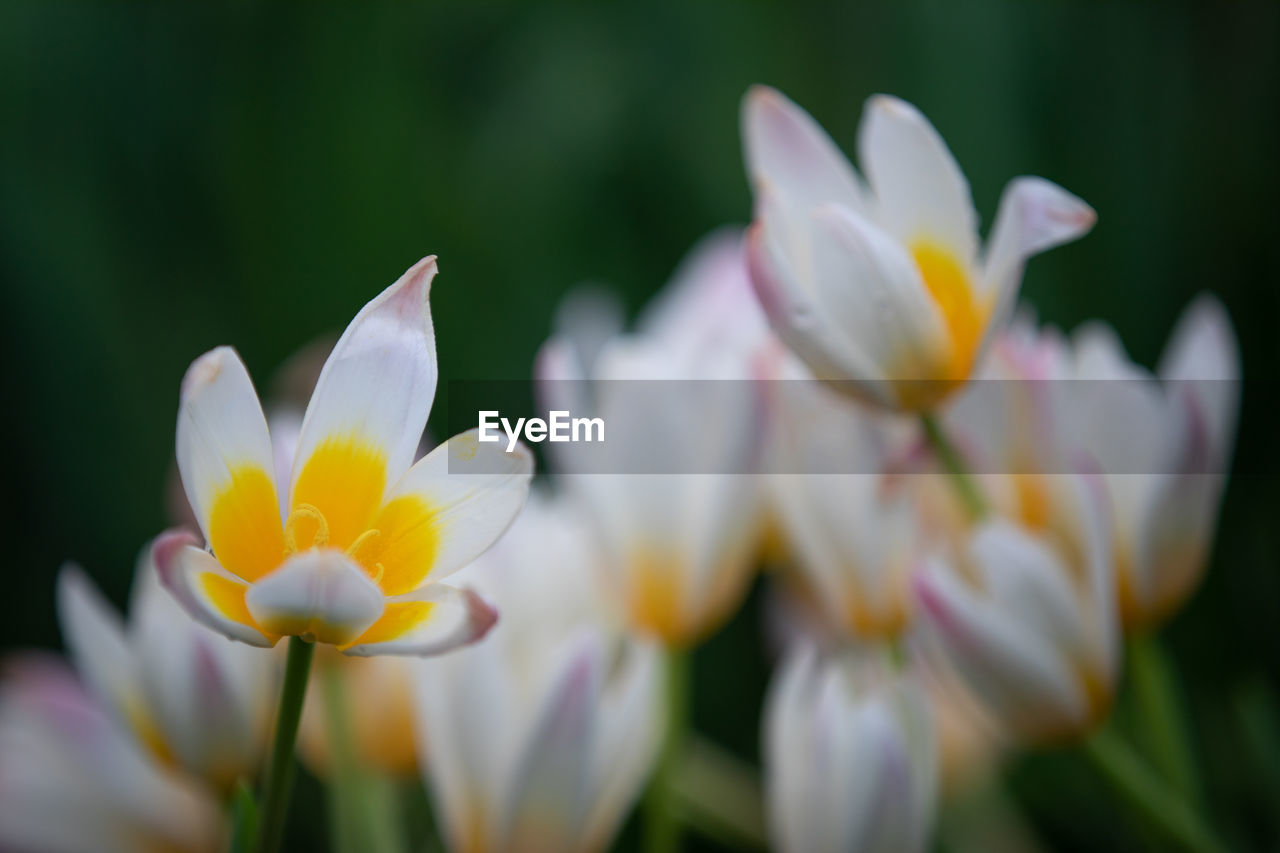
left=180, top=346, right=241, bottom=401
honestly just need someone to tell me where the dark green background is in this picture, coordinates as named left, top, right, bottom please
left=2, top=1, right=1277, bottom=850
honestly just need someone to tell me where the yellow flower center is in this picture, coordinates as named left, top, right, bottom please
left=892, top=243, right=991, bottom=410
left=206, top=435, right=441, bottom=596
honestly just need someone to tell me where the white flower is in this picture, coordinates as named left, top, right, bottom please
left=742, top=86, right=1095, bottom=411
left=1063, top=296, right=1239, bottom=628
left=765, top=644, right=937, bottom=853
left=914, top=474, right=1119, bottom=743
left=946, top=296, right=1239, bottom=628
left=537, top=233, right=767, bottom=646
left=156, top=258, right=533, bottom=655
left=56, top=549, right=280, bottom=790
left=0, top=655, right=224, bottom=853
left=764, top=353, right=925, bottom=639
left=415, top=494, right=664, bottom=853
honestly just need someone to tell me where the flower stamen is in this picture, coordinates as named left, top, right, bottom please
left=284, top=503, right=330, bottom=553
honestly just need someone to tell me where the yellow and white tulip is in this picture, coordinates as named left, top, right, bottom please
left=765, top=644, right=937, bottom=853
left=537, top=233, right=767, bottom=647
left=0, top=656, right=224, bottom=853
left=156, top=257, right=534, bottom=655
left=913, top=474, right=1119, bottom=743
left=56, top=550, right=280, bottom=790
left=415, top=493, right=664, bottom=853
left=742, top=86, right=1096, bottom=411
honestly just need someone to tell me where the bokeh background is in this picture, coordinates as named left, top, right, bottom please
left=2, top=1, right=1278, bottom=850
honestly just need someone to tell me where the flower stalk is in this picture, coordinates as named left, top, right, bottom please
left=1082, top=727, right=1225, bottom=853
left=920, top=412, right=988, bottom=519
left=645, top=647, right=693, bottom=853
left=254, top=636, right=316, bottom=853
left=1128, top=633, right=1202, bottom=805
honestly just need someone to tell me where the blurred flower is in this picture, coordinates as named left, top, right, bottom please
left=537, top=232, right=767, bottom=646
left=299, top=651, right=419, bottom=778
left=741, top=86, right=1095, bottom=411
left=415, top=493, right=663, bottom=853
left=947, top=296, right=1240, bottom=629
left=56, top=550, right=280, bottom=790
left=156, top=258, right=533, bottom=655
left=765, top=644, right=937, bottom=853
left=764, top=352, right=924, bottom=640
left=914, top=474, right=1119, bottom=743
left=0, top=655, right=224, bottom=853
left=1062, top=296, right=1240, bottom=629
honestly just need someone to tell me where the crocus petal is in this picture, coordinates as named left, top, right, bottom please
left=153, top=530, right=276, bottom=648
left=499, top=636, right=601, bottom=852
left=55, top=565, right=151, bottom=742
left=176, top=346, right=286, bottom=582
left=980, top=177, right=1095, bottom=316
left=857, top=94, right=978, bottom=267
left=288, top=257, right=439, bottom=549
left=244, top=550, right=385, bottom=646
left=343, top=584, right=497, bottom=657
left=581, top=638, right=664, bottom=853
left=808, top=204, right=947, bottom=385
left=1157, top=293, right=1241, bottom=461
left=742, top=85, right=867, bottom=221
left=0, top=656, right=224, bottom=853
left=746, top=213, right=892, bottom=405
left=914, top=556, right=1087, bottom=740
left=359, top=429, right=534, bottom=597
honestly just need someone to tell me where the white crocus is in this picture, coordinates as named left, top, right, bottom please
left=914, top=474, right=1119, bottom=743
left=155, top=258, right=533, bottom=655
left=947, top=296, right=1239, bottom=629
left=0, top=655, right=224, bottom=853
left=1065, top=296, right=1239, bottom=628
left=742, top=86, right=1096, bottom=411
left=56, top=550, right=279, bottom=790
left=415, top=493, right=663, bottom=853
left=765, top=352, right=924, bottom=640
left=537, top=233, right=767, bottom=647
left=765, top=644, right=937, bottom=853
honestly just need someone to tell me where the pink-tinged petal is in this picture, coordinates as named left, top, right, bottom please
left=176, top=346, right=286, bottom=582
left=244, top=550, right=385, bottom=646
left=342, top=584, right=497, bottom=657
left=290, top=256, right=440, bottom=505
left=1157, top=294, right=1241, bottom=463
left=581, top=637, right=664, bottom=853
left=742, top=86, right=867, bottom=220
left=914, top=557, right=1087, bottom=741
left=0, top=655, right=224, bottom=853
left=498, top=635, right=601, bottom=850
left=746, top=217, right=892, bottom=405
left=55, top=565, right=148, bottom=739
left=857, top=94, right=978, bottom=267
left=153, top=530, right=276, bottom=648
left=980, top=176, right=1095, bottom=320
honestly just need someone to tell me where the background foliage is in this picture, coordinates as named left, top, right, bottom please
left=1, top=1, right=1277, bottom=850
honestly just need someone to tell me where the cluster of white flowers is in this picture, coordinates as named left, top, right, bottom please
left=0, top=86, right=1238, bottom=853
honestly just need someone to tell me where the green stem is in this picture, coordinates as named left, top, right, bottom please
left=670, top=736, right=767, bottom=850
left=920, top=413, right=988, bottom=519
left=254, top=637, right=316, bottom=853
left=644, top=647, right=692, bottom=853
left=1127, top=633, right=1201, bottom=804
left=322, top=662, right=406, bottom=853
left=1082, top=728, right=1226, bottom=853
